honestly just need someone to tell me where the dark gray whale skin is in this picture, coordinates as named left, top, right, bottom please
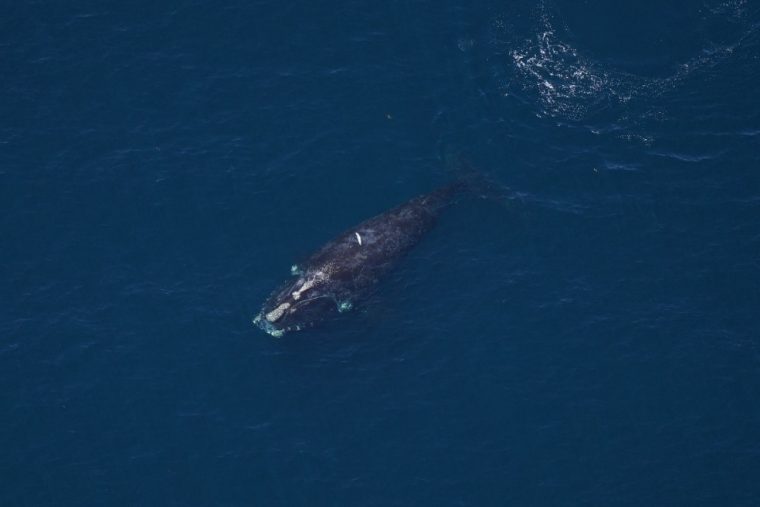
left=254, top=182, right=463, bottom=337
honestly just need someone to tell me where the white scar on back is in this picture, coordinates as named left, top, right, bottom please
left=355, top=232, right=362, bottom=245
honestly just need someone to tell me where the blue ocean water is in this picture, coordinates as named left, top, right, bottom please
left=2, top=0, right=760, bottom=505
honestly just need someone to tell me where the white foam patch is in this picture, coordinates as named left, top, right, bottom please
left=708, top=0, right=748, bottom=19
left=508, top=29, right=613, bottom=120
left=489, top=1, right=756, bottom=123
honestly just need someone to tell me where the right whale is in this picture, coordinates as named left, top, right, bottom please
left=254, top=166, right=505, bottom=337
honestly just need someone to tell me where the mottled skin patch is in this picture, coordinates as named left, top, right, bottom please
left=254, top=183, right=463, bottom=336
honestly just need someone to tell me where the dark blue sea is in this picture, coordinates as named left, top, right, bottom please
left=3, top=1, right=760, bottom=505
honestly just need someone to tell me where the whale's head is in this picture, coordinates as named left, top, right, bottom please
left=254, top=270, right=342, bottom=337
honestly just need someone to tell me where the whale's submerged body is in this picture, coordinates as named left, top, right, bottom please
left=254, top=182, right=464, bottom=337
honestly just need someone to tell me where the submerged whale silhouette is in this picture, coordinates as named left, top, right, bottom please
left=253, top=181, right=467, bottom=337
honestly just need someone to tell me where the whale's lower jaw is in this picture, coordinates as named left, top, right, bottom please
left=252, top=314, right=304, bottom=338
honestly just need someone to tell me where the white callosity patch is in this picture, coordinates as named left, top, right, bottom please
left=355, top=232, right=362, bottom=245
left=291, top=270, right=327, bottom=301
left=291, top=279, right=315, bottom=300
left=265, top=302, right=291, bottom=322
